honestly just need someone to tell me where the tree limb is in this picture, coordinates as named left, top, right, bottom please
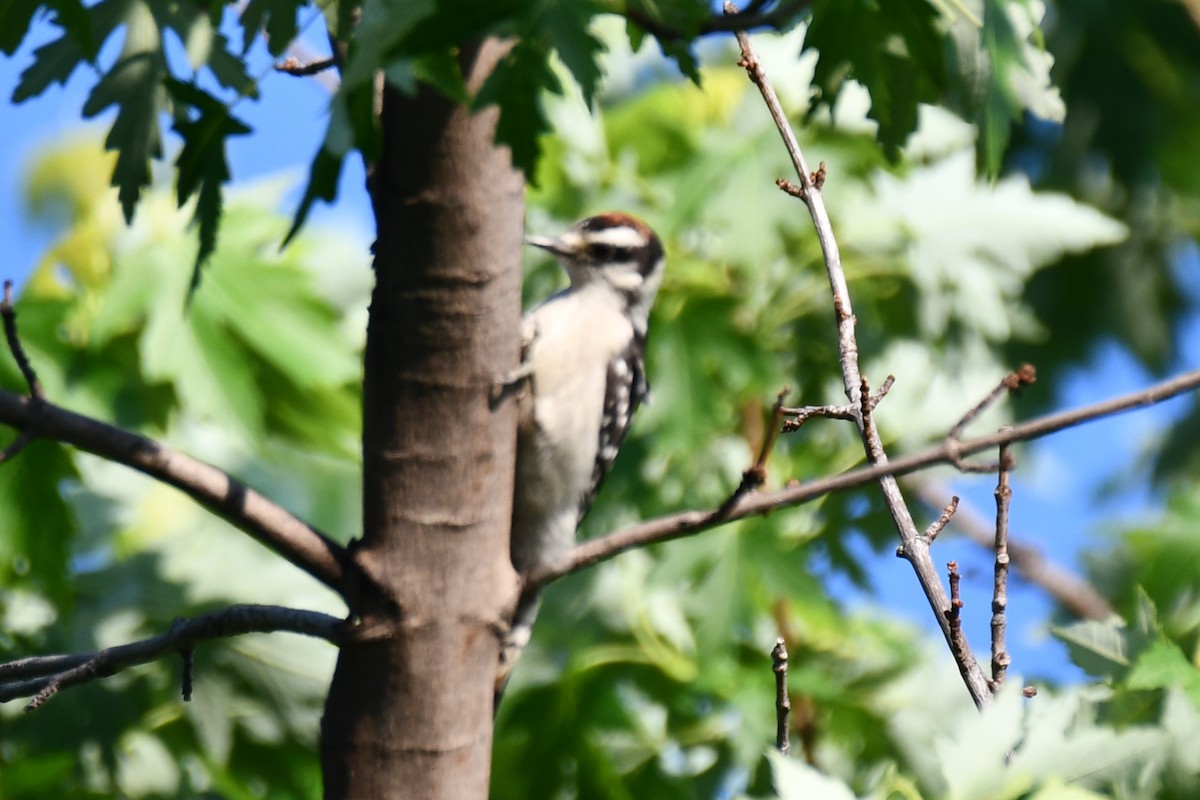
left=531, top=367, right=1200, bottom=589
left=0, top=604, right=344, bottom=708
left=905, top=479, right=1114, bottom=621
left=0, top=389, right=352, bottom=596
left=724, top=2, right=996, bottom=708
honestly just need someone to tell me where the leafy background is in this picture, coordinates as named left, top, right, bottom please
left=1, top=1, right=1199, bottom=798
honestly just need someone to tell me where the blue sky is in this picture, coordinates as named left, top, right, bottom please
left=1, top=10, right=1195, bottom=686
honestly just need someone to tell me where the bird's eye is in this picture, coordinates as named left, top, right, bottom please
left=589, top=243, right=631, bottom=262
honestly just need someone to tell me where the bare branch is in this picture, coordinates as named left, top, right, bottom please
left=947, top=365, right=1038, bottom=472
left=0, top=605, right=343, bottom=708
left=711, top=388, right=789, bottom=519
left=531, top=366, right=1200, bottom=596
left=946, top=561, right=970, bottom=662
left=906, top=480, right=1114, bottom=621
left=923, top=495, right=959, bottom=544
left=990, top=434, right=1014, bottom=690
left=771, top=637, right=790, bottom=755
left=1, top=281, right=44, bottom=401
left=276, top=54, right=340, bottom=77
left=723, top=3, right=994, bottom=707
left=0, top=281, right=43, bottom=464
left=0, top=389, right=351, bottom=595
left=781, top=376, right=892, bottom=432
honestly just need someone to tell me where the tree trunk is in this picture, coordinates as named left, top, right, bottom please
left=320, top=39, right=524, bottom=799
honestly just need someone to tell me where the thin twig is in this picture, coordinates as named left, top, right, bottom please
left=0, top=389, right=351, bottom=595
left=990, top=433, right=1014, bottom=690
left=907, top=479, right=1113, bottom=621
left=923, top=496, right=959, bottom=544
left=1, top=281, right=44, bottom=400
left=712, top=388, right=789, bottom=519
left=0, top=282, right=43, bottom=464
left=276, top=55, right=340, bottom=76
left=531, top=366, right=1200, bottom=592
left=947, top=365, right=1038, bottom=472
left=724, top=2, right=994, bottom=707
left=782, top=376, right=892, bottom=432
left=180, top=646, right=195, bottom=702
left=0, top=605, right=343, bottom=708
left=772, top=637, right=790, bottom=754
left=946, top=562, right=969, bottom=659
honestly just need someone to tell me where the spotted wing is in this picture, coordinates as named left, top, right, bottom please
left=577, top=333, right=648, bottom=520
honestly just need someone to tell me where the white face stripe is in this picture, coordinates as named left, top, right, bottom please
left=606, top=265, right=646, bottom=291
left=583, top=225, right=647, bottom=249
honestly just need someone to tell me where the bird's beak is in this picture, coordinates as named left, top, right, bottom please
left=525, top=233, right=577, bottom=258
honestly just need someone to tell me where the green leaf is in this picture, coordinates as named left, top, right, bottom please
left=658, top=38, right=701, bottom=85
left=287, top=73, right=378, bottom=243
left=0, top=0, right=41, bottom=56
left=1127, top=639, right=1200, bottom=705
left=80, top=1, right=168, bottom=223
left=341, top=0, right=437, bottom=88
left=165, top=80, right=253, bottom=291
left=540, top=0, right=606, bottom=106
left=0, top=440, right=77, bottom=604
left=975, top=0, right=1064, bottom=176
left=12, top=0, right=129, bottom=101
left=476, top=39, right=560, bottom=179
left=239, top=0, right=306, bottom=56
left=84, top=53, right=165, bottom=222
left=409, top=51, right=469, bottom=103
left=768, top=750, right=858, bottom=800
left=205, top=32, right=258, bottom=98
left=286, top=146, right=345, bottom=247
left=1054, top=618, right=1133, bottom=680
left=804, top=0, right=946, bottom=158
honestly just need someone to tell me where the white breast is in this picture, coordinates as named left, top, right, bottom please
left=511, top=283, right=634, bottom=571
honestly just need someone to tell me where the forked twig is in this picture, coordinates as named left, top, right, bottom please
left=722, top=1, right=994, bottom=706
left=712, top=388, right=790, bottom=519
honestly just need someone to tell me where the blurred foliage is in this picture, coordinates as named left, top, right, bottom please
left=1, top=2, right=1199, bottom=799
left=0, top=139, right=366, bottom=796
left=3, top=0, right=1063, bottom=284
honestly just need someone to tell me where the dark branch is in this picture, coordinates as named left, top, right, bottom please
left=276, top=55, right=340, bottom=76
left=1, top=281, right=44, bottom=401
left=990, top=434, right=1014, bottom=690
left=771, top=637, right=790, bottom=754
left=907, top=479, right=1114, bottom=621
left=711, top=388, right=789, bottom=519
left=527, top=368, right=1200, bottom=589
left=0, top=605, right=343, bottom=709
left=0, top=389, right=351, bottom=594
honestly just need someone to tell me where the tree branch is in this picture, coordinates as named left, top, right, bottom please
left=0, top=604, right=344, bottom=709
left=0, top=389, right=352, bottom=595
left=723, top=2, right=995, bottom=707
left=771, top=637, right=790, bottom=755
left=990, top=435, right=1013, bottom=689
left=530, top=367, right=1200, bottom=587
left=906, top=478, right=1114, bottom=621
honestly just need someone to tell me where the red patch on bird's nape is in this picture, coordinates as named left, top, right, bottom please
left=578, top=211, right=651, bottom=237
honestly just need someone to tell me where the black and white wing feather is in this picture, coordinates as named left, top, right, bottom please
left=578, top=331, right=648, bottom=520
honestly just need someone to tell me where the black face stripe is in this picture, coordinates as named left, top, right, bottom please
left=575, top=212, right=664, bottom=277
left=635, top=233, right=663, bottom=277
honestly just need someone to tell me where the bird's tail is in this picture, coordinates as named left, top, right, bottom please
left=495, top=587, right=542, bottom=709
